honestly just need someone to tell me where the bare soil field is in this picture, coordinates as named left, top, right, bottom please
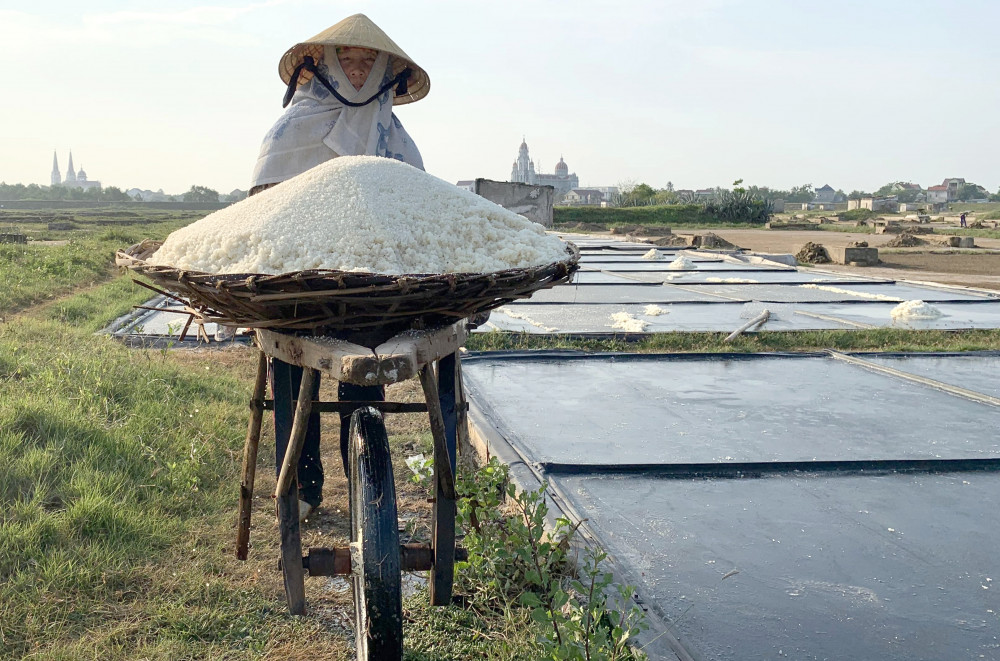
left=704, top=228, right=1000, bottom=291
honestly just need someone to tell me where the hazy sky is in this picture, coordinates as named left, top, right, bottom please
left=1, top=0, right=997, bottom=195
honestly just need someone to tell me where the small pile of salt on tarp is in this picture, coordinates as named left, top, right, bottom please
left=891, top=300, right=943, bottom=320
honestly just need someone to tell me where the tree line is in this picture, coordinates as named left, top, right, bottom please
left=0, top=183, right=246, bottom=203
left=615, top=180, right=1000, bottom=208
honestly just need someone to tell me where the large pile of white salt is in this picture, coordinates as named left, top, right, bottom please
left=148, top=156, right=569, bottom=275
left=891, top=300, right=943, bottom=320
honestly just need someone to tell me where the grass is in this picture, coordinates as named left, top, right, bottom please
left=466, top=328, right=1000, bottom=354
left=554, top=205, right=704, bottom=226
left=0, top=253, right=547, bottom=658
left=0, top=313, right=281, bottom=659
left=403, top=598, right=541, bottom=660
left=0, top=217, right=196, bottom=318
left=553, top=204, right=769, bottom=228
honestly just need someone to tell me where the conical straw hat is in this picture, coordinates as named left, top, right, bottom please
left=278, top=14, right=429, bottom=105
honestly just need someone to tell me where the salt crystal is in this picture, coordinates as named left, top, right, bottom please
left=643, top=304, right=669, bottom=316
left=667, top=255, right=696, bottom=270
left=148, top=156, right=569, bottom=275
left=890, top=300, right=943, bottom=320
left=610, top=311, right=648, bottom=332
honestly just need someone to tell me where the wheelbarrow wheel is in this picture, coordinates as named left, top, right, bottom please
left=348, top=406, right=403, bottom=660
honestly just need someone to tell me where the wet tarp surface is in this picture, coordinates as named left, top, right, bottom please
left=486, top=302, right=848, bottom=332
left=560, top=471, right=1000, bottom=661
left=610, top=270, right=879, bottom=284
left=463, top=352, right=1000, bottom=660
left=638, top=281, right=990, bottom=302
left=463, top=354, right=1000, bottom=466
left=484, top=300, right=1000, bottom=333
left=525, top=284, right=726, bottom=304
left=864, top=353, right=1000, bottom=397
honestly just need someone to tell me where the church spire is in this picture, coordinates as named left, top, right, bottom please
left=51, top=150, right=61, bottom=186
left=65, top=151, right=77, bottom=183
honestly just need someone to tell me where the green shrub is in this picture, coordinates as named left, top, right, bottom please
left=457, top=458, right=648, bottom=660
left=554, top=205, right=704, bottom=226
left=840, top=208, right=878, bottom=221
left=701, top=187, right=773, bottom=225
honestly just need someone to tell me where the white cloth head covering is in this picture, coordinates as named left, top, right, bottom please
left=250, top=49, right=423, bottom=188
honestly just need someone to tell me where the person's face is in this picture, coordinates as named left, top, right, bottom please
left=337, top=47, right=379, bottom=90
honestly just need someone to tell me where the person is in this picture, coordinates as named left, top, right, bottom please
left=248, top=14, right=430, bottom=521
left=960, top=212, right=967, bottom=228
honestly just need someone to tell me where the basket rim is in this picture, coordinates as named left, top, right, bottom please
left=115, top=238, right=580, bottom=283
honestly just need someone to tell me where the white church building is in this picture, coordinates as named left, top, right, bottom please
left=509, top=139, right=579, bottom=195
left=51, top=151, right=101, bottom=191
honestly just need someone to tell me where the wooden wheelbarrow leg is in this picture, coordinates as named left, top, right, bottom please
left=236, top=350, right=268, bottom=561
left=420, top=357, right=459, bottom=606
left=274, top=367, right=318, bottom=616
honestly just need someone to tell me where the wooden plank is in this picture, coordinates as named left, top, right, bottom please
left=236, top=350, right=268, bottom=561
left=257, top=322, right=466, bottom=387
left=418, top=364, right=458, bottom=502
left=256, top=329, right=389, bottom=384
left=274, top=368, right=317, bottom=498
left=374, top=322, right=468, bottom=368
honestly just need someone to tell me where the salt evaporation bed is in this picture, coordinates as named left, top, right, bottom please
left=148, top=156, right=568, bottom=275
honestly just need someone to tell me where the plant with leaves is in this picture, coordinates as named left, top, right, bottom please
left=524, top=547, right=648, bottom=661
left=700, top=179, right=774, bottom=225
left=456, top=459, right=647, bottom=660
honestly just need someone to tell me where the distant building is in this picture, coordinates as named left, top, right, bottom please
left=509, top=139, right=578, bottom=195
left=51, top=150, right=101, bottom=191
left=127, top=188, right=172, bottom=202
left=942, top=178, right=965, bottom=201
left=849, top=196, right=898, bottom=212
left=562, top=189, right=605, bottom=205
left=926, top=185, right=949, bottom=204
left=455, top=180, right=476, bottom=192
left=813, top=184, right=837, bottom=204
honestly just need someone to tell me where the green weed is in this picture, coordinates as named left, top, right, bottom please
left=455, top=459, right=647, bottom=660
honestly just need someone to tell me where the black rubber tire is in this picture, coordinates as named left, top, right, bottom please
left=348, top=406, right=403, bottom=660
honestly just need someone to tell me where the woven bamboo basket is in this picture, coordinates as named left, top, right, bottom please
left=115, top=239, right=580, bottom=336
